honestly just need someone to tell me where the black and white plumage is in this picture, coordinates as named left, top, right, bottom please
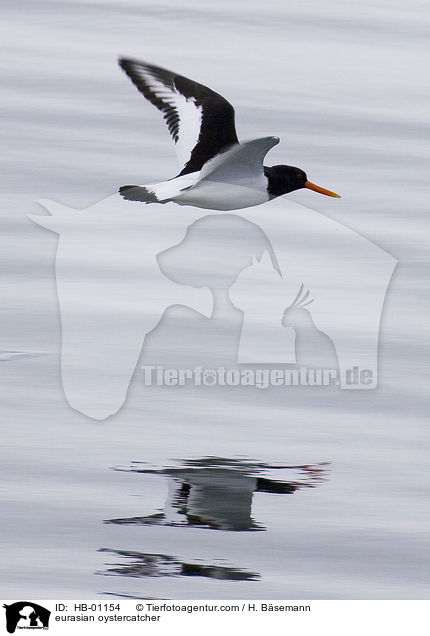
left=118, top=58, right=340, bottom=210
left=119, top=58, right=238, bottom=177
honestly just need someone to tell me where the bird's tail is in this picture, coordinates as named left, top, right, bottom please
left=119, top=185, right=166, bottom=203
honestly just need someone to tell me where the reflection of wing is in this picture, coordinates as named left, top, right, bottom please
left=197, top=136, right=280, bottom=185
left=119, top=58, right=239, bottom=176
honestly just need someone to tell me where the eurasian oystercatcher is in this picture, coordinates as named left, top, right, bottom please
left=118, top=58, right=340, bottom=210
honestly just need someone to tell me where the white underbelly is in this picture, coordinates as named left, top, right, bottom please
left=174, top=182, right=270, bottom=211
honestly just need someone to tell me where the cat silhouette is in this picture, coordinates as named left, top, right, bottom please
left=230, top=250, right=296, bottom=363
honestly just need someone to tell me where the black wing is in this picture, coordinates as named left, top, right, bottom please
left=119, top=58, right=239, bottom=175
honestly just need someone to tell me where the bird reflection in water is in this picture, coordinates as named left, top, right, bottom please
left=106, top=457, right=328, bottom=531
left=97, top=548, right=259, bottom=581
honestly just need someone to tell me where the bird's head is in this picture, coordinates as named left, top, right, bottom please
left=264, top=165, right=340, bottom=198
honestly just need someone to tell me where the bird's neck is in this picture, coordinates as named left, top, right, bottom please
left=263, top=166, right=284, bottom=197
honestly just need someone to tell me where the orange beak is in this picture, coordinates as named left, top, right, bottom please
left=305, top=181, right=341, bottom=198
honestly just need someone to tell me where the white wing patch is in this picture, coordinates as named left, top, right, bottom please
left=174, top=97, right=202, bottom=169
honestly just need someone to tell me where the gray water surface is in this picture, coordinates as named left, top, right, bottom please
left=1, top=0, right=429, bottom=599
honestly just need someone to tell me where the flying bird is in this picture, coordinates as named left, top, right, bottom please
left=118, top=58, right=340, bottom=210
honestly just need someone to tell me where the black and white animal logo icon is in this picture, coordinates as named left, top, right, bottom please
left=3, top=602, right=50, bottom=634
